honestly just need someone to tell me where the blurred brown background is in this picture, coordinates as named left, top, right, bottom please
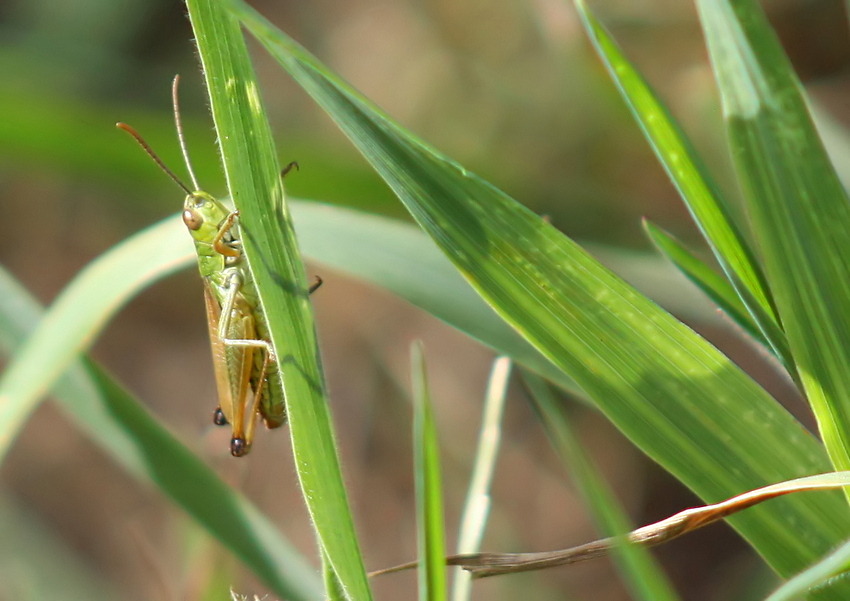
left=1, top=0, right=849, bottom=599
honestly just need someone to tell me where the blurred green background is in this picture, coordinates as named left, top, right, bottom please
left=1, top=0, right=848, bottom=599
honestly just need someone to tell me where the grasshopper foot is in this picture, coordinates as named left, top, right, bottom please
left=230, top=437, right=251, bottom=457
left=213, top=407, right=228, bottom=426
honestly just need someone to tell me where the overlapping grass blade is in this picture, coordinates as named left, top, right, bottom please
left=232, top=1, right=850, bottom=586
left=523, top=371, right=679, bottom=601
left=695, top=0, right=850, bottom=473
left=573, top=0, right=791, bottom=372
left=411, top=342, right=447, bottom=601
left=184, top=1, right=371, bottom=597
left=0, top=266, right=322, bottom=601
left=643, top=220, right=765, bottom=349
left=292, top=203, right=578, bottom=393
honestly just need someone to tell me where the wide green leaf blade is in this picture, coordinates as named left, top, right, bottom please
left=695, top=0, right=850, bottom=473
left=0, top=266, right=323, bottom=601
left=184, top=1, right=372, bottom=597
left=523, top=371, right=679, bottom=601
left=573, top=0, right=792, bottom=372
left=643, top=220, right=766, bottom=348
left=292, top=202, right=578, bottom=394
left=233, top=1, right=850, bottom=587
left=411, top=342, right=447, bottom=601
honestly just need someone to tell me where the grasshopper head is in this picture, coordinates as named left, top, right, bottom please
left=182, top=191, right=231, bottom=243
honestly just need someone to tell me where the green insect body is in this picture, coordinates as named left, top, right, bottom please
left=116, top=76, right=309, bottom=457
left=183, top=190, right=285, bottom=457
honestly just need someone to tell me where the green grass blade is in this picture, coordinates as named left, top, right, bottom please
left=291, top=202, right=578, bottom=393
left=232, top=2, right=850, bottom=587
left=452, top=356, right=511, bottom=601
left=696, top=0, right=850, bottom=473
left=411, top=342, right=447, bottom=601
left=184, top=1, right=372, bottom=597
left=0, top=266, right=323, bottom=601
left=573, top=0, right=792, bottom=370
left=643, top=220, right=766, bottom=349
left=522, top=371, right=679, bottom=601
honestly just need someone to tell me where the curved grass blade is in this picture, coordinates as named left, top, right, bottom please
left=411, top=342, right=447, bottom=601
left=522, top=371, right=679, bottom=601
left=695, top=0, right=850, bottom=473
left=0, top=266, right=323, bottom=601
left=183, top=1, right=372, bottom=597
left=232, top=1, right=850, bottom=586
left=0, top=216, right=190, bottom=460
left=452, top=357, right=511, bottom=601
left=643, top=220, right=765, bottom=349
left=573, top=0, right=792, bottom=373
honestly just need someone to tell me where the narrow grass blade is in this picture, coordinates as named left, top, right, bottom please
left=573, top=0, right=791, bottom=371
left=522, top=371, right=679, bottom=601
left=233, top=1, right=850, bottom=587
left=643, top=220, right=766, bottom=349
left=696, top=0, right=850, bottom=473
left=411, top=342, right=448, bottom=601
left=452, top=357, right=511, bottom=601
left=184, top=1, right=372, bottom=597
left=0, top=266, right=322, bottom=601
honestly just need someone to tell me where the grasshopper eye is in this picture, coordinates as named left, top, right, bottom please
left=183, top=208, right=203, bottom=231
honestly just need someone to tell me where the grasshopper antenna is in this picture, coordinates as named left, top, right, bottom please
left=172, top=75, right=201, bottom=192
left=116, top=122, right=193, bottom=196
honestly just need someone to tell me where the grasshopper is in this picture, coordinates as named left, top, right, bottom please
left=118, top=76, right=320, bottom=457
